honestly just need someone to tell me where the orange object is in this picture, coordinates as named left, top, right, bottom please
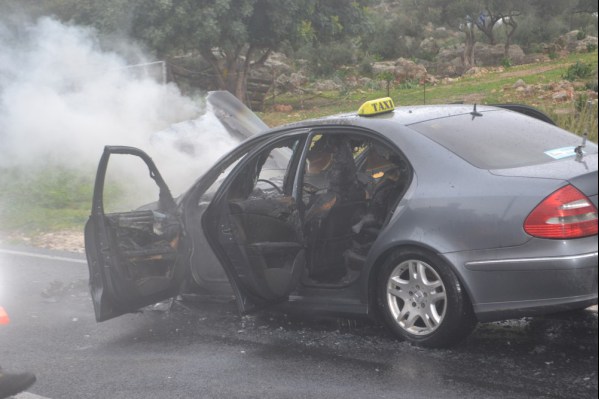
left=0, top=306, right=10, bottom=325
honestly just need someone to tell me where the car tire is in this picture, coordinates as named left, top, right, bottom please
left=377, top=248, right=476, bottom=348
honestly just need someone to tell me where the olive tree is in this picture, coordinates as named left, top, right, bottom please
left=130, top=0, right=371, bottom=101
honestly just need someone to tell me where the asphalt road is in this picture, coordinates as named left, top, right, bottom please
left=0, top=246, right=597, bottom=399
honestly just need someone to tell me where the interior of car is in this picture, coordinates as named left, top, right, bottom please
left=219, top=131, right=411, bottom=293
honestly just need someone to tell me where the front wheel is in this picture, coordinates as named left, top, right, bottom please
left=378, top=248, right=476, bottom=348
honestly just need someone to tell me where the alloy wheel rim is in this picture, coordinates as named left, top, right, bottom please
left=386, top=259, right=447, bottom=336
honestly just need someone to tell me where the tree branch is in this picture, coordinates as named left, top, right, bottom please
left=252, top=48, right=272, bottom=67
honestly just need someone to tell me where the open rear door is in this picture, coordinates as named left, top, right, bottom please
left=85, top=146, right=186, bottom=322
left=201, top=134, right=308, bottom=309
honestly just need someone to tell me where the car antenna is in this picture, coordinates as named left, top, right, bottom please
left=575, top=131, right=588, bottom=159
left=470, top=103, right=482, bottom=119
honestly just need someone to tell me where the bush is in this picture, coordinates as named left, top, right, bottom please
left=585, top=80, right=598, bottom=92
left=365, top=13, right=422, bottom=60
left=553, top=100, right=598, bottom=143
left=576, top=30, right=587, bottom=40
left=587, top=43, right=597, bottom=53
left=296, top=41, right=356, bottom=77
left=527, top=43, right=543, bottom=54
left=575, top=94, right=590, bottom=113
left=501, top=58, right=512, bottom=68
left=397, top=80, right=418, bottom=90
left=358, top=58, right=374, bottom=76
left=563, top=62, right=593, bottom=81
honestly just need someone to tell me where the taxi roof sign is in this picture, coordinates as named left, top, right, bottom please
left=358, top=97, right=395, bottom=117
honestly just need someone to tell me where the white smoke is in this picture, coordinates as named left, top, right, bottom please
left=0, top=17, right=237, bottom=198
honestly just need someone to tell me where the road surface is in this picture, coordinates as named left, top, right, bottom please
left=0, top=245, right=597, bottom=399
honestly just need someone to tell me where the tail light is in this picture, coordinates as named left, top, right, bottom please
left=524, top=184, right=598, bottom=239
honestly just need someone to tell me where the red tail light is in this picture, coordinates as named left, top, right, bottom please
left=524, top=185, right=598, bottom=239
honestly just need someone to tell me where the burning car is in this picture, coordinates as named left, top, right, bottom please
left=85, top=93, right=598, bottom=348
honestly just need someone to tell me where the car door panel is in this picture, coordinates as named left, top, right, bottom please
left=85, top=146, right=186, bottom=322
left=227, top=196, right=305, bottom=300
left=201, top=134, right=308, bottom=306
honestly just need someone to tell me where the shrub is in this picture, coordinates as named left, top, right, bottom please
left=576, top=30, right=587, bottom=40
left=587, top=43, right=597, bottom=53
left=585, top=80, right=598, bottom=92
left=297, top=41, right=356, bottom=77
left=563, top=62, right=593, bottom=81
left=553, top=100, right=598, bottom=143
left=575, top=94, right=590, bottom=113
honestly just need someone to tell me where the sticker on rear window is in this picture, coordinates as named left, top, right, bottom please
left=544, top=146, right=578, bottom=159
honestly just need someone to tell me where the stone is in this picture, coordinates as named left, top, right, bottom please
left=513, top=79, right=526, bottom=89
left=552, top=90, right=573, bottom=102
left=394, top=57, right=428, bottom=81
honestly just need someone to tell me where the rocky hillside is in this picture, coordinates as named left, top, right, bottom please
left=265, top=30, right=597, bottom=97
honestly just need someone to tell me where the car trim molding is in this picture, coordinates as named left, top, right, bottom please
left=464, top=251, right=598, bottom=271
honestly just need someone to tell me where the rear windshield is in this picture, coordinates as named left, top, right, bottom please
left=409, top=109, right=597, bottom=169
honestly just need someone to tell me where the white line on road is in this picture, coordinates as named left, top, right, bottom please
left=15, top=392, right=51, bottom=399
left=0, top=248, right=86, bottom=264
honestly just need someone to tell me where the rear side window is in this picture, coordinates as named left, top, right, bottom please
left=409, top=110, right=597, bottom=169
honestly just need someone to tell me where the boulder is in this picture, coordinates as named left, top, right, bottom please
left=513, top=79, right=526, bottom=89
left=474, top=43, right=525, bottom=66
left=371, top=61, right=396, bottom=76
left=275, top=72, right=308, bottom=92
left=372, top=58, right=428, bottom=81
left=418, top=37, right=440, bottom=56
left=437, top=46, right=463, bottom=64
left=436, top=62, right=465, bottom=77
left=552, top=90, right=574, bottom=102
left=557, top=31, right=599, bottom=53
left=394, top=58, right=428, bottom=81
left=265, top=52, right=293, bottom=75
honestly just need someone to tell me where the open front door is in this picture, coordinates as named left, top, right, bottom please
left=85, top=146, right=186, bottom=322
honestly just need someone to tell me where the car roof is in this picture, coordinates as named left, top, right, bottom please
left=280, top=104, right=500, bottom=130
left=267, top=103, right=596, bottom=172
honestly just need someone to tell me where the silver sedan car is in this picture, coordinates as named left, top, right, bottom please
left=85, top=93, right=598, bottom=348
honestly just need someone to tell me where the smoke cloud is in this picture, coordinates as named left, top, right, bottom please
left=0, top=17, right=237, bottom=197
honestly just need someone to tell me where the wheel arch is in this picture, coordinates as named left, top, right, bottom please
left=364, top=242, right=476, bottom=319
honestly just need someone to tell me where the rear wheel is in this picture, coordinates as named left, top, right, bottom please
left=378, top=248, right=476, bottom=348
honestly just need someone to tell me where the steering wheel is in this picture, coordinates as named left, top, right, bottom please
left=257, top=179, right=283, bottom=194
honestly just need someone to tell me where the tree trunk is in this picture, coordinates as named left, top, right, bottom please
left=462, top=25, right=476, bottom=67
left=503, top=18, right=518, bottom=59
left=200, top=46, right=273, bottom=106
left=200, top=49, right=227, bottom=91
left=234, top=46, right=254, bottom=103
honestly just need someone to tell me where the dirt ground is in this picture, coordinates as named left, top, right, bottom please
left=0, top=229, right=85, bottom=253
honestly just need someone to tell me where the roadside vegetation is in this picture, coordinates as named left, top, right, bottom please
left=260, top=51, right=598, bottom=141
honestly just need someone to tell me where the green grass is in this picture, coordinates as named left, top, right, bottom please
left=0, top=166, right=94, bottom=233
left=551, top=100, right=598, bottom=142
